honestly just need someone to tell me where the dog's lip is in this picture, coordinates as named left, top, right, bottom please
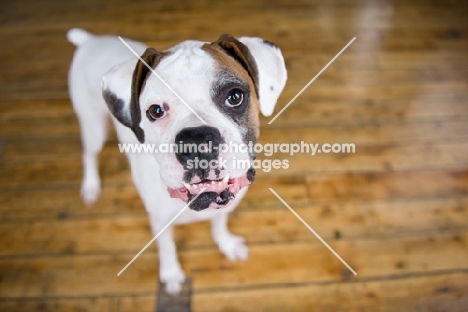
left=167, top=174, right=250, bottom=203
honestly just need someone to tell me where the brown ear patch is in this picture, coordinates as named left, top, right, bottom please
left=130, top=48, right=170, bottom=143
left=202, top=40, right=261, bottom=144
left=210, top=34, right=259, bottom=98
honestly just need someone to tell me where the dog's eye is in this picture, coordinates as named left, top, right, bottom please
left=146, top=104, right=165, bottom=121
left=225, top=89, right=244, bottom=107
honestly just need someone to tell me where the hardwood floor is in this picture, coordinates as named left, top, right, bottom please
left=1, top=0, right=467, bottom=311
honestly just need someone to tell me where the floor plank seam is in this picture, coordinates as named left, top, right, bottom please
left=1, top=193, right=468, bottom=221
left=1, top=225, right=467, bottom=260
left=1, top=163, right=468, bottom=193
left=193, top=268, right=468, bottom=294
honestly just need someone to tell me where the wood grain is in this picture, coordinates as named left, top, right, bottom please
left=192, top=271, right=468, bottom=312
left=1, top=232, right=467, bottom=297
left=1, top=196, right=467, bottom=257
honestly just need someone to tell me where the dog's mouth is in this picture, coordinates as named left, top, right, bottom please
left=167, top=173, right=252, bottom=211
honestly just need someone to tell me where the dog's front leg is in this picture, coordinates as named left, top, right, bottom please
left=211, top=212, right=249, bottom=261
left=149, top=220, right=185, bottom=295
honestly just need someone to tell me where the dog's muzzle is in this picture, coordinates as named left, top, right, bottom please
left=167, top=126, right=255, bottom=211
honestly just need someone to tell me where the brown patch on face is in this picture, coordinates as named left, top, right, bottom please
left=130, top=48, right=170, bottom=143
left=202, top=43, right=260, bottom=145
left=212, top=34, right=259, bottom=96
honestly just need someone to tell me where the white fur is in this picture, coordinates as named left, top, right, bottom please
left=67, top=28, right=286, bottom=295
left=239, top=37, right=288, bottom=116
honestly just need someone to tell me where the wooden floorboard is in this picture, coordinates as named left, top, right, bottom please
left=1, top=231, right=468, bottom=298
left=192, top=271, right=468, bottom=312
left=1, top=0, right=468, bottom=311
left=1, top=195, right=467, bottom=257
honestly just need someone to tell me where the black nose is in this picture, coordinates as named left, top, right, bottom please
left=175, top=126, right=222, bottom=167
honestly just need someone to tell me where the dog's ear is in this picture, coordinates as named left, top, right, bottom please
left=214, top=34, right=287, bottom=117
left=101, top=48, right=167, bottom=143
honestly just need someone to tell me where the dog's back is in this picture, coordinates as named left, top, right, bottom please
left=67, top=28, right=146, bottom=116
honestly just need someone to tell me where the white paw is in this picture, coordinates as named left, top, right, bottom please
left=80, top=179, right=100, bottom=205
left=160, top=267, right=186, bottom=295
left=217, top=234, right=249, bottom=261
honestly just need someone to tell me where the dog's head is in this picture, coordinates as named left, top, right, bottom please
left=102, top=34, right=287, bottom=211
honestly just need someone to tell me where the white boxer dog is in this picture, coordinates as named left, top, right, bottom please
left=67, top=28, right=287, bottom=294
